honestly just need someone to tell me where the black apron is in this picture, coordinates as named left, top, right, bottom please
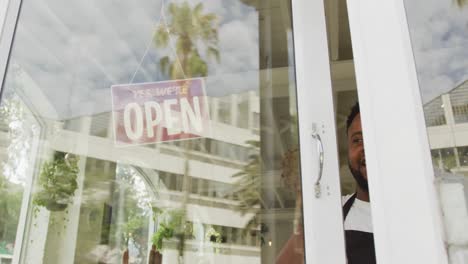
left=343, top=194, right=376, bottom=264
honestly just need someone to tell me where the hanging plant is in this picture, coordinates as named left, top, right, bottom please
left=148, top=244, right=163, bottom=264
left=150, top=208, right=193, bottom=262
left=205, top=227, right=223, bottom=253
left=149, top=218, right=174, bottom=264
left=151, top=222, right=175, bottom=252
left=205, top=227, right=222, bottom=244
left=33, top=152, right=79, bottom=212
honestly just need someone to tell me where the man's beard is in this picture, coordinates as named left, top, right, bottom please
left=348, top=163, right=368, bottom=193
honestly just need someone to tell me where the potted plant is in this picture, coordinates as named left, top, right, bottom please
left=33, top=152, right=79, bottom=212
left=149, top=222, right=174, bottom=264
left=149, top=208, right=193, bottom=264
left=205, top=227, right=223, bottom=253
left=121, top=215, right=145, bottom=264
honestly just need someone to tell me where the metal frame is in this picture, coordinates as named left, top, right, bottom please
left=0, top=0, right=21, bottom=98
left=347, top=0, right=448, bottom=263
left=0, top=2, right=27, bottom=264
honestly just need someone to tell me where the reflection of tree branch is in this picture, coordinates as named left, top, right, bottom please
left=456, top=0, right=468, bottom=7
left=231, top=140, right=262, bottom=232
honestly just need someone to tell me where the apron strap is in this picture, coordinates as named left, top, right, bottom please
left=343, top=193, right=357, bottom=220
left=343, top=193, right=376, bottom=264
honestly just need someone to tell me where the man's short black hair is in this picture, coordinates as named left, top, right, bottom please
left=346, top=102, right=360, bottom=132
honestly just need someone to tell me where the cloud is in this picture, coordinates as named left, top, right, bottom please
left=218, top=18, right=259, bottom=72
left=404, top=0, right=468, bottom=102
left=205, top=70, right=259, bottom=97
left=5, top=0, right=261, bottom=119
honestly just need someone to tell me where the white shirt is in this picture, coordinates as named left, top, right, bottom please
left=342, top=194, right=373, bottom=233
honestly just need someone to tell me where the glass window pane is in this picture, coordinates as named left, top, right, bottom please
left=450, top=84, right=468, bottom=124
left=424, top=97, right=447, bottom=126
left=0, top=1, right=306, bottom=263
left=0, top=97, right=34, bottom=262
left=404, top=0, right=468, bottom=261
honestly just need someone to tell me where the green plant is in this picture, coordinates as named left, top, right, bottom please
left=205, top=227, right=222, bottom=243
left=122, top=215, right=145, bottom=245
left=0, top=176, right=22, bottom=247
left=456, top=0, right=468, bottom=7
left=152, top=222, right=174, bottom=252
left=33, top=152, right=79, bottom=212
left=151, top=209, right=192, bottom=254
left=154, top=1, right=219, bottom=79
left=205, top=227, right=223, bottom=253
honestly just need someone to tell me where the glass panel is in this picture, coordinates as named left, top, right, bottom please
left=0, top=96, right=38, bottom=263
left=404, top=0, right=468, bottom=262
left=0, top=0, right=305, bottom=263
left=424, top=97, right=447, bottom=127
left=450, top=85, right=468, bottom=124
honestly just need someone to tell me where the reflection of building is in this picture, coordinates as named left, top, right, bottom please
left=12, top=88, right=297, bottom=264
left=51, top=91, right=262, bottom=263
left=1, top=0, right=303, bottom=262
left=424, top=80, right=468, bottom=174
left=423, top=80, right=468, bottom=259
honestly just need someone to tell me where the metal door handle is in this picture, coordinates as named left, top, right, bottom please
left=312, top=125, right=324, bottom=198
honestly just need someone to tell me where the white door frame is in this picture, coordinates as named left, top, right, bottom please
left=0, top=2, right=33, bottom=264
left=292, top=0, right=347, bottom=263
left=0, top=0, right=21, bottom=96
left=347, top=0, right=448, bottom=263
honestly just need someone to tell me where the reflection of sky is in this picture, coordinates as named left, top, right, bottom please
left=5, top=0, right=259, bottom=119
left=404, top=0, right=468, bottom=103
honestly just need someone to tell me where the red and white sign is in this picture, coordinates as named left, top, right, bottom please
left=111, top=78, right=211, bottom=146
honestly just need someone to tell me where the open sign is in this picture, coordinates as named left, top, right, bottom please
left=111, top=78, right=211, bottom=146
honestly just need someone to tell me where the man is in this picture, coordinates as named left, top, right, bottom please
left=343, top=102, right=376, bottom=264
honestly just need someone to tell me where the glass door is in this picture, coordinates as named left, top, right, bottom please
left=0, top=0, right=346, bottom=263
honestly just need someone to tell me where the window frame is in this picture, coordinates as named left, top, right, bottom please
left=0, top=0, right=21, bottom=97
left=347, top=0, right=449, bottom=263
left=0, top=2, right=28, bottom=264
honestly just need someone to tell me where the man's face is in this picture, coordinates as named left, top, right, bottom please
left=347, top=114, right=368, bottom=191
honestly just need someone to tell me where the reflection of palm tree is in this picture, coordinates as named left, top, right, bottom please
left=153, top=1, right=219, bottom=204
left=232, top=143, right=303, bottom=246
left=152, top=2, right=219, bottom=260
left=232, top=140, right=264, bottom=231
left=154, top=2, right=220, bottom=79
left=456, top=0, right=468, bottom=7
